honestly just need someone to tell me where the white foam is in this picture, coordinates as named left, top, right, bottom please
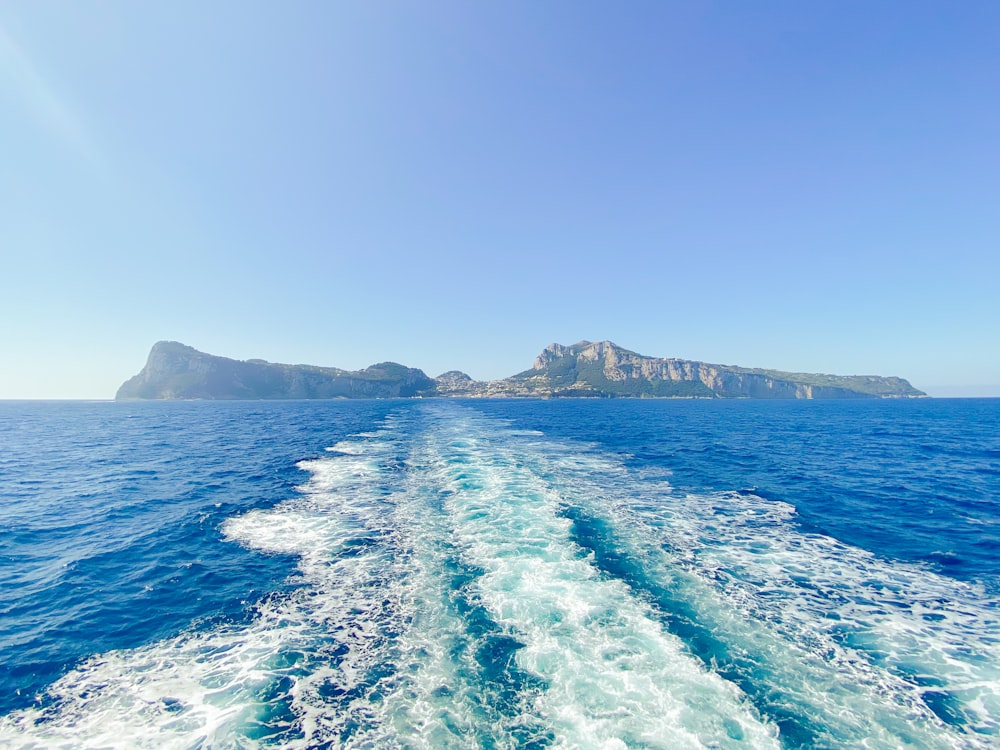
left=0, top=437, right=410, bottom=748
left=652, top=491, right=1000, bottom=739
left=0, top=420, right=555, bottom=748
left=416, top=409, right=780, bottom=749
left=516, top=432, right=1000, bottom=747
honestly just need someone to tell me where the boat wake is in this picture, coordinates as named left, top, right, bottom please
left=2, top=403, right=996, bottom=748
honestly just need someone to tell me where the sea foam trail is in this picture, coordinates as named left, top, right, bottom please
left=0, top=420, right=550, bottom=748
left=513, top=431, right=1000, bottom=748
left=0, top=441, right=409, bottom=749
left=667, top=491, right=1000, bottom=743
left=412, top=407, right=779, bottom=749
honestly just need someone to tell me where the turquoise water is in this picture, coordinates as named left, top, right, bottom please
left=0, top=398, right=997, bottom=748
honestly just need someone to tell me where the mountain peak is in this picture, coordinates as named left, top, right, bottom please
left=117, top=343, right=435, bottom=400
left=535, top=340, right=638, bottom=370
left=523, top=340, right=925, bottom=399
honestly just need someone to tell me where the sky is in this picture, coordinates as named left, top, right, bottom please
left=1, top=1, right=998, bottom=398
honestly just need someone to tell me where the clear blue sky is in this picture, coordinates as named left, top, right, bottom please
left=2, top=1, right=998, bottom=398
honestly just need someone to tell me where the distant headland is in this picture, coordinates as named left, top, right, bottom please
left=116, top=340, right=926, bottom=400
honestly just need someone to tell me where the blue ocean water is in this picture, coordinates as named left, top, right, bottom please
left=0, top=398, right=997, bottom=748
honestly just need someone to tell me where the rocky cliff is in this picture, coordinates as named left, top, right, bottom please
left=507, top=340, right=925, bottom=399
left=117, top=340, right=925, bottom=400
left=116, top=341, right=436, bottom=400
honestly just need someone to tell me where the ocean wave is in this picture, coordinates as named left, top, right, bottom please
left=2, top=402, right=996, bottom=748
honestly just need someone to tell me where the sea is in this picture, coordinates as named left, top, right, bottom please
left=0, top=397, right=997, bottom=749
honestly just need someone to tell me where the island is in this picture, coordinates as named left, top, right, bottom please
left=116, top=340, right=926, bottom=400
